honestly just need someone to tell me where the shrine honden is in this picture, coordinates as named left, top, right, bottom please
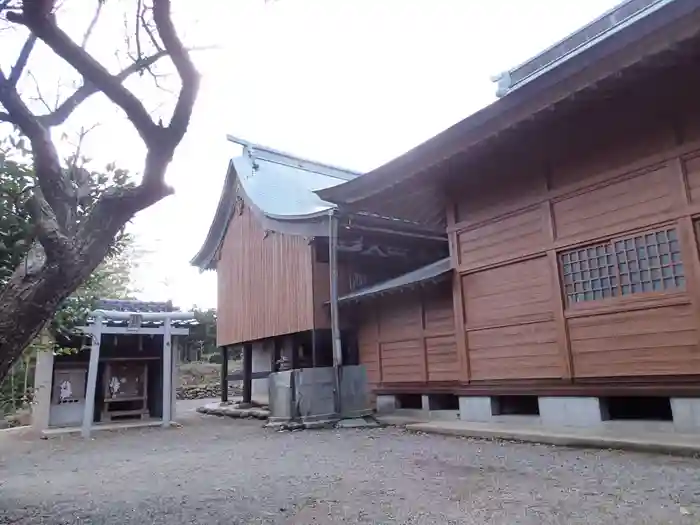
left=195, top=0, right=700, bottom=433
left=31, top=300, right=196, bottom=437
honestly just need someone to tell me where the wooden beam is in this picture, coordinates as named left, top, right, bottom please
left=242, top=342, right=253, bottom=404
left=446, top=199, right=470, bottom=382
left=542, top=200, right=573, bottom=380
left=221, top=346, right=229, bottom=403
left=227, top=370, right=271, bottom=381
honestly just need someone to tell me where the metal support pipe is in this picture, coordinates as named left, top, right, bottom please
left=329, top=211, right=342, bottom=417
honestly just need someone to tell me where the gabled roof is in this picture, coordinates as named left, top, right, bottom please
left=190, top=137, right=361, bottom=270
left=317, top=0, right=700, bottom=221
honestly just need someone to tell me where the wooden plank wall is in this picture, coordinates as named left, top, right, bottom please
left=448, top=77, right=700, bottom=385
left=216, top=205, right=315, bottom=346
left=357, top=281, right=459, bottom=392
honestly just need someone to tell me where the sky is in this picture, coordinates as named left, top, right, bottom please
left=3, top=0, right=621, bottom=309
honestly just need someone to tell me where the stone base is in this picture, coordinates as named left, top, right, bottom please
left=376, top=395, right=398, bottom=414
left=539, top=396, right=604, bottom=428
left=458, top=396, right=493, bottom=423
left=671, top=398, right=700, bottom=432
left=197, top=402, right=270, bottom=420
left=336, top=416, right=380, bottom=429
left=264, top=419, right=336, bottom=431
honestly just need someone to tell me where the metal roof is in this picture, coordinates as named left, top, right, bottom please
left=338, top=257, right=451, bottom=305
left=493, top=0, right=675, bottom=97
left=190, top=137, right=361, bottom=270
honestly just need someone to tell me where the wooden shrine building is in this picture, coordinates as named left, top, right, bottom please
left=191, top=138, right=447, bottom=413
left=195, top=0, right=700, bottom=432
left=316, top=0, right=700, bottom=430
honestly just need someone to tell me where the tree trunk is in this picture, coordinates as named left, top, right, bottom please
left=0, top=207, right=131, bottom=380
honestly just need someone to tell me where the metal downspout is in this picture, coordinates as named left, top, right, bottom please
left=328, top=210, right=342, bottom=417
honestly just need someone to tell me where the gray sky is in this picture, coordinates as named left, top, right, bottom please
left=3, top=0, right=620, bottom=309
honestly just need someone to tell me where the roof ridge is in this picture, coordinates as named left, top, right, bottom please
left=227, top=135, right=361, bottom=181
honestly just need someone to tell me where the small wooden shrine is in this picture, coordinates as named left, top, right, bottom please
left=32, top=300, right=196, bottom=437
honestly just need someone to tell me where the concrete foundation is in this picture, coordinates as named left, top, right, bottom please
left=252, top=341, right=272, bottom=404
left=268, top=370, right=294, bottom=422
left=340, top=366, right=372, bottom=418
left=539, top=396, right=604, bottom=428
left=267, top=365, right=371, bottom=424
left=376, top=395, right=398, bottom=414
left=671, top=398, right=700, bottom=432
left=297, top=367, right=336, bottom=423
left=458, top=396, right=493, bottom=423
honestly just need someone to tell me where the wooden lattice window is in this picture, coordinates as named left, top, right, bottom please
left=560, top=227, right=684, bottom=306
left=614, top=228, right=684, bottom=295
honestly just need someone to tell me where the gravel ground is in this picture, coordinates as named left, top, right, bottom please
left=1, top=404, right=700, bottom=524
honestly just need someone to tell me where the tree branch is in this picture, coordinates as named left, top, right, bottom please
left=9, top=7, right=160, bottom=145
left=0, top=112, right=15, bottom=123
left=36, top=49, right=169, bottom=128
left=80, top=0, right=103, bottom=49
left=9, top=34, right=37, bottom=86
left=152, top=0, right=199, bottom=146
left=25, top=190, right=74, bottom=261
left=26, top=70, right=53, bottom=113
left=0, top=68, right=74, bottom=229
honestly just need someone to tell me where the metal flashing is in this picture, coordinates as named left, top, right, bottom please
left=338, top=257, right=452, bottom=305
left=495, top=0, right=677, bottom=97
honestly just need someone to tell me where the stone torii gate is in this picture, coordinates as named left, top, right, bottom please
left=78, top=307, right=194, bottom=438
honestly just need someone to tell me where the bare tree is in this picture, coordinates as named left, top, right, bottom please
left=0, top=0, right=200, bottom=380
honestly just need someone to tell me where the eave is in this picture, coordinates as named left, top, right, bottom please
left=316, top=0, right=700, bottom=218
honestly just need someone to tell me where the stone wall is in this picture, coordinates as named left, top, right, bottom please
left=176, top=383, right=241, bottom=400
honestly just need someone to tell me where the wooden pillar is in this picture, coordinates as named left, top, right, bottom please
left=82, top=317, right=102, bottom=439
left=242, top=342, right=252, bottom=404
left=311, top=330, right=317, bottom=368
left=221, top=346, right=229, bottom=403
left=162, top=317, right=173, bottom=427
left=273, top=338, right=282, bottom=372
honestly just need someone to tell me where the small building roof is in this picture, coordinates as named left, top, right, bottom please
left=338, top=257, right=451, bottom=305
left=95, top=299, right=176, bottom=313
left=190, top=137, right=361, bottom=270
